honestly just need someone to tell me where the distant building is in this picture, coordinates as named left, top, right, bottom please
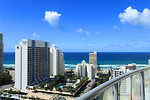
left=87, top=64, right=95, bottom=80
left=89, top=51, right=97, bottom=73
left=57, top=50, right=65, bottom=75
left=0, top=33, right=3, bottom=72
left=50, top=45, right=64, bottom=76
left=112, top=63, right=136, bottom=78
left=7, top=69, right=15, bottom=82
left=15, top=39, right=50, bottom=90
left=76, top=60, right=87, bottom=77
left=148, top=59, right=150, bottom=65
left=126, top=63, right=136, bottom=70
left=112, top=69, right=124, bottom=78
left=76, top=60, right=95, bottom=80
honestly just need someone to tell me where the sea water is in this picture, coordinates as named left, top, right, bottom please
left=3, top=52, right=150, bottom=69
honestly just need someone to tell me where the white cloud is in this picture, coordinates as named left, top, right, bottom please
left=119, top=6, right=150, bottom=27
left=76, top=28, right=89, bottom=35
left=44, top=11, right=61, bottom=27
left=31, top=32, right=40, bottom=38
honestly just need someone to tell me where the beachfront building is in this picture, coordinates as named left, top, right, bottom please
left=87, top=64, right=95, bottom=80
left=89, top=51, right=97, bottom=73
left=15, top=39, right=50, bottom=90
left=0, top=33, right=3, bottom=72
left=76, top=60, right=95, bottom=80
left=50, top=44, right=64, bottom=76
left=112, top=63, right=136, bottom=78
left=76, top=60, right=87, bottom=77
left=126, top=63, right=136, bottom=70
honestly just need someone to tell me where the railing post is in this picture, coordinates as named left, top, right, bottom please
left=113, top=83, right=119, bottom=100
left=140, top=71, right=145, bottom=100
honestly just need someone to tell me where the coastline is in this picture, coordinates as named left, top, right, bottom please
left=3, top=64, right=148, bottom=69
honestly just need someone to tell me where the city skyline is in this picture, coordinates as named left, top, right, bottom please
left=1, top=0, right=150, bottom=52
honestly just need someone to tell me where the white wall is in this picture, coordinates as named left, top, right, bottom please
left=50, top=45, right=64, bottom=76
left=21, top=43, right=28, bottom=90
left=15, top=45, right=22, bottom=90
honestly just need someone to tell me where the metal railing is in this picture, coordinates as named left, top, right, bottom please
left=76, top=66, right=150, bottom=100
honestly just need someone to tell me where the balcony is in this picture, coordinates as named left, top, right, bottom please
left=76, top=66, right=150, bottom=100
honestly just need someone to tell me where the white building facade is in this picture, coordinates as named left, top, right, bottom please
left=50, top=45, right=64, bottom=76
left=15, top=39, right=50, bottom=90
left=76, top=60, right=87, bottom=77
left=76, top=60, right=95, bottom=80
left=87, top=64, right=95, bottom=80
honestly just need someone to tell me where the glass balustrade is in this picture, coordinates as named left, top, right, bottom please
left=76, top=67, right=150, bottom=100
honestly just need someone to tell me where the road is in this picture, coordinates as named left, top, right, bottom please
left=0, top=84, right=14, bottom=91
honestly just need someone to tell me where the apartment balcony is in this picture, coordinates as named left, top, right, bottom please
left=76, top=66, right=150, bottom=100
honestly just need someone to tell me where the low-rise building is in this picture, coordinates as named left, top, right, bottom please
left=126, top=63, right=136, bottom=70
left=112, top=68, right=124, bottom=78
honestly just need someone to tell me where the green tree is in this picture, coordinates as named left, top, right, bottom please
left=0, top=72, right=13, bottom=86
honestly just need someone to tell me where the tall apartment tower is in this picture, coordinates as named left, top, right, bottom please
left=89, top=51, right=97, bottom=72
left=15, top=39, right=50, bottom=90
left=0, top=33, right=3, bottom=72
left=76, top=60, right=95, bottom=80
left=87, top=64, right=95, bottom=80
left=50, top=45, right=64, bottom=76
left=76, top=60, right=87, bottom=77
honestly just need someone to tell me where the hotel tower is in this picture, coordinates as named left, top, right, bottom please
left=15, top=39, right=50, bottom=90
left=76, top=60, right=95, bottom=80
left=89, top=51, right=97, bottom=73
left=50, top=44, right=64, bottom=76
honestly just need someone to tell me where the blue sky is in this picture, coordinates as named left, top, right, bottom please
left=1, top=0, right=150, bottom=52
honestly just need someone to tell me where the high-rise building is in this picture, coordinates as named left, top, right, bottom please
left=0, top=33, right=3, bottom=72
left=76, top=60, right=95, bottom=80
left=76, top=60, right=87, bottom=77
left=50, top=45, right=64, bottom=76
left=87, top=64, right=95, bottom=80
left=15, top=39, right=50, bottom=90
left=57, top=50, right=65, bottom=75
left=89, top=51, right=97, bottom=72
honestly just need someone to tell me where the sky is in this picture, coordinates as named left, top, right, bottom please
left=1, top=0, right=150, bottom=52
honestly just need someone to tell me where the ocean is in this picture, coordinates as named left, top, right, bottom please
left=3, top=52, right=150, bottom=69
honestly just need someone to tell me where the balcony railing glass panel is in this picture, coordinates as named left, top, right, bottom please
left=95, top=86, right=115, bottom=100
left=144, top=70, right=150, bottom=100
left=119, top=77, right=131, bottom=100
left=131, top=73, right=141, bottom=100
left=76, top=67, right=150, bottom=100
